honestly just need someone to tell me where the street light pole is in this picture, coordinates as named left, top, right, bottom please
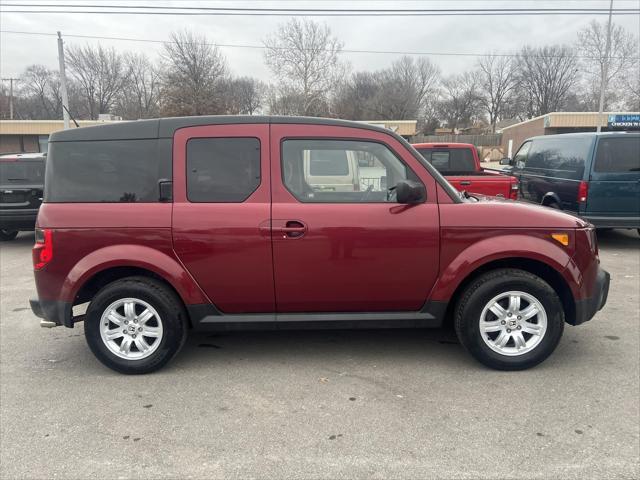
left=597, top=0, right=614, bottom=133
left=57, top=31, right=71, bottom=130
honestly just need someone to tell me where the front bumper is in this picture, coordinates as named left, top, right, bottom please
left=30, top=298, right=74, bottom=328
left=573, top=267, right=610, bottom=326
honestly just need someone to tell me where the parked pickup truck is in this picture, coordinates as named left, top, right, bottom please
left=413, top=143, right=519, bottom=199
left=30, top=116, right=609, bottom=374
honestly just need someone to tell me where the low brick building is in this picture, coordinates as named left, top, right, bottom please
left=358, top=120, right=417, bottom=139
left=0, top=119, right=122, bottom=154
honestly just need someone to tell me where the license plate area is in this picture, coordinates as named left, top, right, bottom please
left=0, top=190, right=29, bottom=204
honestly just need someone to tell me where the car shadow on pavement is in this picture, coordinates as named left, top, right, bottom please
left=596, top=229, right=639, bottom=249
left=173, top=327, right=470, bottom=371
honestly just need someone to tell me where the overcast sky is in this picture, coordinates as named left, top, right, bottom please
left=1, top=0, right=639, bottom=81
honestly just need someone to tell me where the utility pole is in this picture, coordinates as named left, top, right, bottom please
left=597, top=0, right=614, bottom=133
left=57, top=31, right=70, bottom=130
left=1, top=77, right=18, bottom=119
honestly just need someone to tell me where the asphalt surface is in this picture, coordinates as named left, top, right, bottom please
left=1, top=230, right=638, bottom=479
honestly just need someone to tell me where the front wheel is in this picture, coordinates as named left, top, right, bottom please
left=84, top=277, right=188, bottom=374
left=0, top=229, right=19, bottom=241
left=455, top=269, right=564, bottom=370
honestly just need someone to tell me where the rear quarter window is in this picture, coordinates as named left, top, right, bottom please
left=594, top=137, right=640, bottom=173
left=524, top=137, right=591, bottom=180
left=45, top=139, right=169, bottom=203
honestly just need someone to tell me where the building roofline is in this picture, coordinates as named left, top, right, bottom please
left=500, top=111, right=640, bottom=131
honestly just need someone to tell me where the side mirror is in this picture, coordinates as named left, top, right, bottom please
left=393, top=180, right=426, bottom=204
left=499, top=157, right=513, bottom=166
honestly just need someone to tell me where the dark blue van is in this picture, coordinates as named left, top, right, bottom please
left=507, top=132, right=640, bottom=231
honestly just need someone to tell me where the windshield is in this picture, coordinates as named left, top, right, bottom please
left=0, top=160, right=46, bottom=185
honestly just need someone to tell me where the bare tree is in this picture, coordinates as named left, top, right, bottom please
left=332, top=57, right=439, bottom=121
left=622, top=67, right=640, bottom=111
left=332, top=71, right=379, bottom=120
left=66, top=44, right=129, bottom=119
left=113, top=53, right=160, bottom=119
left=12, top=65, right=88, bottom=120
left=437, top=71, right=482, bottom=130
left=477, top=55, right=518, bottom=132
left=371, top=56, right=440, bottom=120
left=516, top=45, right=580, bottom=117
left=577, top=20, right=639, bottom=110
left=264, top=19, right=344, bottom=116
left=221, top=77, right=266, bottom=115
left=160, top=30, right=228, bottom=116
left=18, top=65, right=61, bottom=119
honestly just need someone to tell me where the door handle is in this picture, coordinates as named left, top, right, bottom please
left=275, top=221, right=307, bottom=238
left=460, top=181, right=472, bottom=186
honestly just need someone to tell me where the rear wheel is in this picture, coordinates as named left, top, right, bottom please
left=0, top=229, right=19, bottom=241
left=455, top=268, right=564, bottom=370
left=84, top=277, right=188, bottom=374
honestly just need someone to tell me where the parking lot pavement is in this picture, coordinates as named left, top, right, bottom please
left=1, top=230, right=638, bottom=480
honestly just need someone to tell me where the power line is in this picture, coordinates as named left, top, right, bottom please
left=1, top=4, right=639, bottom=16
left=4, top=3, right=640, bottom=12
left=2, top=30, right=639, bottom=60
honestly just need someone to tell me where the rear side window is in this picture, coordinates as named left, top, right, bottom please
left=46, top=140, right=169, bottom=202
left=186, top=137, right=260, bottom=203
left=0, top=160, right=45, bottom=185
left=416, top=148, right=475, bottom=173
left=594, top=137, right=640, bottom=173
left=524, top=137, right=590, bottom=180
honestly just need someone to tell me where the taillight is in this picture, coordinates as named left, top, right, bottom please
left=578, top=181, right=589, bottom=203
left=510, top=181, right=519, bottom=200
left=32, top=228, right=53, bottom=270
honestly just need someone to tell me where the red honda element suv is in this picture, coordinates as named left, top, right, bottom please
left=30, top=116, right=610, bottom=374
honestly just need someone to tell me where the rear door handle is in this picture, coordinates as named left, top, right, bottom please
left=460, top=181, right=472, bottom=186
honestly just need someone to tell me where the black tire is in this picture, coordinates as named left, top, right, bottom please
left=454, top=268, right=564, bottom=371
left=0, top=229, right=19, bottom=241
left=84, top=276, right=188, bottom=374
left=546, top=202, right=560, bottom=210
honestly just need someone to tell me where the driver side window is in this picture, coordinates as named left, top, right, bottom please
left=281, top=139, right=420, bottom=203
left=513, top=141, right=532, bottom=170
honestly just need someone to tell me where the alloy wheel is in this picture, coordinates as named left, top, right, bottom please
left=479, top=291, right=547, bottom=356
left=99, top=298, right=164, bottom=360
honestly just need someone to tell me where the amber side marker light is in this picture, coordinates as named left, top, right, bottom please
left=551, top=233, right=569, bottom=246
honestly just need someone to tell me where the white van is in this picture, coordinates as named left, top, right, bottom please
left=303, top=149, right=360, bottom=192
